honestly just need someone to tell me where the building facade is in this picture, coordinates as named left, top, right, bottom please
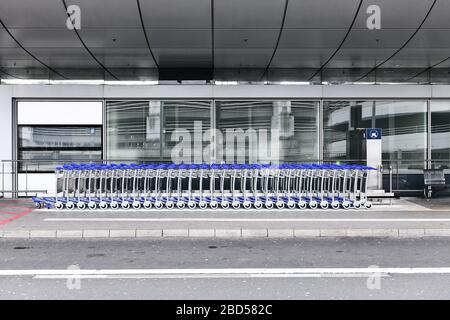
left=1, top=84, right=450, bottom=196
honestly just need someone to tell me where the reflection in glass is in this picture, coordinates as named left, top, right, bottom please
left=19, top=150, right=102, bottom=172
left=323, top=101, right=372, bottom=161
left=215, top=101, right=318, bottom=163
left=107, top=100, right=211, bottom=162
left=18, top=127, right=101, bottom=148
left=431, top=101, right=450, bottom=168
left=162, top=101, right=211, bottom=162
left=324, top=100, right=427, bottom=170
left=107, top=101, right=161, bottom=161
left=375, top=101, right=427, bottom=170
left=17, top=126, right=102, bottom=172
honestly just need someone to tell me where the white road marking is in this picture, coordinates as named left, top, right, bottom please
left=33, top=274, right=389, bottom=279
left=0, top=267, right=448, bottom=280
left=45, top=218, right=450, bottom=222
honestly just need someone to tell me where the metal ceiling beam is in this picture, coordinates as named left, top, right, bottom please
left=211, top=0, right=215, bottom=80
left=61, top=0, right=119, bottom=80
left=0, top=67, right=21, bottom=79
left=259, top=0, right=289, bottom=81
left=308, top=0, right=364, bottom=81
left=406, top=56, right=450, bottom=82
left=354, top=0, right=438, bottom=82
left=136, top=0, right=160, bottom=70
left=0, top=18, right=68, bottom=79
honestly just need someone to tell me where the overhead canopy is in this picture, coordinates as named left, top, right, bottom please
left=0, top=0, right=448, bottom=83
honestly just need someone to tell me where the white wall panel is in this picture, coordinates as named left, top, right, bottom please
left=17, top=101, right=103, bottom=125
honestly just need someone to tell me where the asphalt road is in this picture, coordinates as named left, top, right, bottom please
left=1, top=238, right=450, bottom=299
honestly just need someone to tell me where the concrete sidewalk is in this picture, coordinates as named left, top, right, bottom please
left=2, top=198, right=450, bottom=239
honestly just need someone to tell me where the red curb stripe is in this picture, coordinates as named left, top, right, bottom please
left=0, top=203, right=32, bottom=210
left=0, top=208, right=34, bottom=226
left=0, top=210, right=18, bottom=215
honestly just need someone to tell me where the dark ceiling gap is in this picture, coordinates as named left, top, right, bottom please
left=354, top=0, right=438, bottom=82
left=308, top=0, right=364, bottom=81
left=136, top=0, right=160, bottom=69
left=259, top=0, right=289, bottom=82
left=61, top=0, right=119, bottom=80
left=0, top=18, right=67, bottom=79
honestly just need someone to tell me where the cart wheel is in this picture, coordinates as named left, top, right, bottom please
left=154, top=201, right=163, bottom=209
left=243, top=201, right=252, bottom=209
left=209, top=201, right=218, bottom=209
left=88, top=202, right=97, bottom=210
left=177, top=201, right=186, bottom=209
left=353, top=201, right=361, bottom=209
left=276, top=201, right=285, bottom=209
left=342, top=201, right=350, bottom=210
left=166, top=201, right=175, bottom=209
left=364, top=201, right=372, bottom=209
left=320, top=201, right=329, bottom=209
left=99, top=202, right=108, bottom=209
left=221, top=201, right=230, bottom=209
left=132, top=201, right=141, bottom=209
left=254, top=201, right=263, bottom=209
left=287, top=201, right=296, bottom=209
left=232, top=201, right=241, bottom=209
left=298, top=201, right=307, bottom=209
left=54, top=202, right=63, bottom=210
left=121, top=201, right=130, bottom=209
left=265, top=201, right=274, bottom=209
left=309, top=201, right=318, bottom=209
left=110, top=201, right=119, bottom=210
left=199, top=201, right=208, bottom=209
left=66, top=201, right=75, bottom=210
left=77, top=202, right=86, bottom=210
left=143, top=201, right=152, bottom=209
left=331, top=201, right=340, bottom=209
left=186, top=201, right=195, bottom=209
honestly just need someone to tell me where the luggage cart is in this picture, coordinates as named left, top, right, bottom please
left=32, top=162, right=375, bottom=210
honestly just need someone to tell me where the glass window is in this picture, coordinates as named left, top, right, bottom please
left=215, top=100, right=319, bottom=163
left=107, top=100, right=211, bottom=163
left=324, top=100, right=427, bottom=170
left=375, top=101, right=427, bottom=171
left=324, top=100, right=427, bottom=191
left=17, top=126, right=102, bottom=172
left=431, top=101, right=450, bottom=168
left=162, top=101, right=211, bottom=163
left=107, top=101, right=161, bottom=161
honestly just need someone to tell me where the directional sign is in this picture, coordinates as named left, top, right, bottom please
left=365, top=128, right=382, bottom=140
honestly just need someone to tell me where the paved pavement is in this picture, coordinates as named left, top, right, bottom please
left=1, top=238, right=450, bottom=299
left=2, top=198, right=450, bottom=238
